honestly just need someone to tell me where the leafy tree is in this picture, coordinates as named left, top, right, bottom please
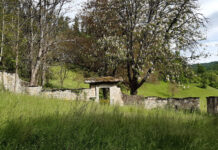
left=0, top=0, right=74, bottom=87
left=82, top=0, right=207, bottom=95
left=199, top=74, right=209, bottom=89
left=73, top=17, right=80, bottom=35
left=197, top=64, right=206, bottom=74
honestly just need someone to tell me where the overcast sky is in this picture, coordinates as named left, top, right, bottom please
left=68, top=0, right=218, bottom=64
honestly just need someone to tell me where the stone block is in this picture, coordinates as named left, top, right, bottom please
left=207, top=97, right=218, bottom=114
left=26, top=86, right=42, bottom=96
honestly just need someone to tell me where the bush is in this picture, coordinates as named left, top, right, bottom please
left=199, top=75, right=209, bottom=89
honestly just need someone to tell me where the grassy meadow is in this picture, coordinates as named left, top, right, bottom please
left=0, top=91, right=218, bottom=150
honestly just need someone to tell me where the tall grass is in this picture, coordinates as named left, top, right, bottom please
left=0, top=92, right=217, bottom=150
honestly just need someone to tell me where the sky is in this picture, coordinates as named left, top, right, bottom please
left=67, top=0, right=218, bottom=64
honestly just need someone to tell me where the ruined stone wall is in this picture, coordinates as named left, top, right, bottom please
left=207, top=97, right=218, bottom=114
left=144, top=97, right=168, bottom=109
left=26, top=87, right=42, bottom=96
left=122, top=94, right=200, bottom=111
left=0, top=72, right=96, bottom=101
left=0, top=72, right=28, bottom=93
left=110, top=86, right=123, bottom=106
left=41, top=89, right=78, bottom=100
left=41, top=88, right=96, bottom=101
left=0, top=72, right=200, bottom=111
left=122, top=94, right=145, bottom=105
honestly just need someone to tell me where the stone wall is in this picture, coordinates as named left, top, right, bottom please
left=0, top=72, right=28, bottom=93
left=110, top=85, right=124, bottom=105
left=41, top=88, right=96, bottom=101
left=122, top=94, right=200, bottom=111
left=41, top=89, right=78, bottom=100
left=0, top=72, right=96, bottom=101
left=26, top=86, right=43, bottom=96
left=207, top=97, right=218, bottom=114
left=122, top=94, right=144, bottom=105
left=0, top=71, right=201, bottom=111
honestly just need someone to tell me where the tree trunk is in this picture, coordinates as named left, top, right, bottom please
left=60, top=65, right=64, bottom=88
left=30, top=3, right=35, bottom=84
left=42, top=62, right=47, bottom=86
left=130, top=77, right=139, bottom=95
left=30, top=59, right=41, bottom=86
left=59, top=64, right=68, bottom=88
left=130, top=88, right=138, bottom=95
left=1, top=0, right=5, bottom=90
left=0, top=0, right=5, bottom=64
left=14, top=5, right=20, bottom=92
left=30, top=0, right=44, bottom=86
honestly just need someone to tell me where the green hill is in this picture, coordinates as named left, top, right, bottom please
left=192, top=61, right=218, bottom=71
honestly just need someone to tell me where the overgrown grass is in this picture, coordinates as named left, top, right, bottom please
left=0, top=91, right=218, bottom=150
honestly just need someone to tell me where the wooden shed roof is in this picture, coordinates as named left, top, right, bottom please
left=85, top=76, right=123, bottom=84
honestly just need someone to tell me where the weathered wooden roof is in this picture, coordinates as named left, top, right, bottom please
left=85, top=76, right=123, bottom=84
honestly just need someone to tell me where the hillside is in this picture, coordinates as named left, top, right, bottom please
left=192, top=61, right=218, bottom=71
left=0, top=91, right=217, bottom=150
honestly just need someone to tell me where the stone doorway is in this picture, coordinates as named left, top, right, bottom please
left=84, top=76, right=124, bottom=105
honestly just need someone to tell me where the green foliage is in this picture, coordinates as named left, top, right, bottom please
left=196, top=64, right=206, bottom=74
left=0, top=48, right=15, bottom=73
left=198, top=75, right=209, bottom=89
left=0, top=92, right=218, bottom=150
left=192, top=61, right=218, bottom=71
left=192, top=63, right=218, bottom=89
left=206, top=72, right=218, bottom=88
left=73, top=17, right=80, bottom=35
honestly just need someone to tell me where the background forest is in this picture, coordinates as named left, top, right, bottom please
left=0, top=0, right=217, bottom=95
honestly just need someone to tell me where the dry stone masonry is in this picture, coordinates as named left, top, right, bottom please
left=0, top=72, right=123, bottom=105
left=207, top=97, right=218, bottom=114
left=122, top=94, right=200, bottom=111
left=0, top=72, right=28, bottom=93
left=84, top=77, right=124, bottom=105
left=0, top=71, right=210, bottom=112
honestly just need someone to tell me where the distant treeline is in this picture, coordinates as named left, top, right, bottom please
left=192, top=62, right=218, bottom=71
left=191, top=62, right=218, bottom=89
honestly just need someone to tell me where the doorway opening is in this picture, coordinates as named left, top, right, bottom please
left=99, top=88, right=110, bottom=105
